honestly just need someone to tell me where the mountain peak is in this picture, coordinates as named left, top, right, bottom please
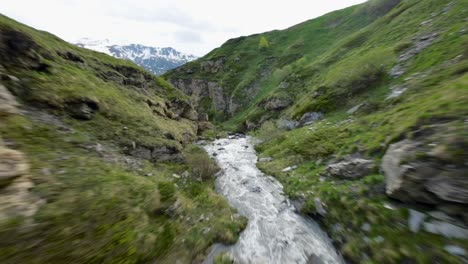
left=74, top=38, right=197, bottom=74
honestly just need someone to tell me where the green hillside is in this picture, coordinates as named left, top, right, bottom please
left=0, top=14, right=245, bottom=264
left=166, top=0, right=468, bottom=262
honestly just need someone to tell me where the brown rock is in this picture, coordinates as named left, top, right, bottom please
left=0, top=84, right=19, bottom=116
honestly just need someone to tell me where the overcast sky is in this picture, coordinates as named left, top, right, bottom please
left=1, top=0, right=366, bottom=56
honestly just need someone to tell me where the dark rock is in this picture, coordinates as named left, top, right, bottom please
left=250, top=186, right=262, bottom=193
left=152, top=146, right=185, bottom=163
left=58, top=51, right=84, bottom=63
left=200, top=57, right=225, bottom=73
left=198, top=112, right=209, bottom=122
left=299, top=112, right=324, bottom=126
left=0, top=29, right=49, bottom=71
left=66, top=98, right=99, bottom=120
left=130, top=147, right=152, bottom=160
left=326, top=158, right=376, bottom=179
left=264, top=97, right=292, bottom=111
left=382, top=140, right=440, bottom=204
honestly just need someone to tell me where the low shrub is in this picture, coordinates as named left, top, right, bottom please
left=185, top=146, right=220, bottom=181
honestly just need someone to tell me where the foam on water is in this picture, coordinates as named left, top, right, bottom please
left=204, top=136, right=343, bottom=264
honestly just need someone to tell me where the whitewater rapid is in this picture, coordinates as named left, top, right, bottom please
left=203, top=136, right=343, bottom=264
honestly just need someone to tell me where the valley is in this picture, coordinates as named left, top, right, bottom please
left=1, top=0, right=467, bottom=263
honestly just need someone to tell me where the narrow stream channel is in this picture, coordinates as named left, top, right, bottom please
left=203, top=135, right=344, bottom=264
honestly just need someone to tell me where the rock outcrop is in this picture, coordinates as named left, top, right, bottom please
left=299, top=112, right=324, bottom=126
left=0, top=85, right=42, bottom=224
left=0, top=147, right=43, bottom=223
left=326, top=158, right=376, bottom=179
left=382, top=126, right=468, bottom=222
left=129, top=145, right=185, bottom=164
left=0, top=84, right=19, bottom=116
left=170, top=78, right=228, bottom=116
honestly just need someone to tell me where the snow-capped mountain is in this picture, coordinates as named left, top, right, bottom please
left=74, top=38, right=197, bottom=75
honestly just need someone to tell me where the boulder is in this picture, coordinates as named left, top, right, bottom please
left=276, top=118, right=299, bottom=131
left=197, top=121, right=215, bottom=135
left=425, top=175, right=468, bottom=204
left=181, top=106, right=198, bottom=121
left=0, top=84, right=19, bottom=116
left=299, top=112, right=323, bottom=126
left=152, top=146, right=185, bottom=163
left=326, top=158, right=376, bottom=179
left=382, top=136, right=468, bottom=223
left=382, top=140, right=440, bottom=204
left=264, top=98, right=291, bottom=111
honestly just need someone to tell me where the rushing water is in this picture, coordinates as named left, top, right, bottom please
left=203, top=135, right=344, bottom=264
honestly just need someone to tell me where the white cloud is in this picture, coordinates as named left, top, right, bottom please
left=0, top=0, right=367, bottom=56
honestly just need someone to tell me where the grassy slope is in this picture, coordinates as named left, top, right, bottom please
left=0, top=15, right=245, bottom=263
left=168, top=0, right=468, bottom=263
left=165, top=0, right=403, bottom=124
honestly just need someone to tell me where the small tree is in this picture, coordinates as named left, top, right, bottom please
left=259, top=36, right=270, bottom=50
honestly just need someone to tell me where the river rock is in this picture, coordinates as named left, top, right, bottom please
left=259, top=157, right=273, bottom=163
left=444, top=245, right=466, bottom=257
left=314, top=197, right=327, bottom=216
left=423, top=220, right=468, bottom=239
left=326, top=158, right=376, bottom=179
left=282, top=165, right=298, bottom=172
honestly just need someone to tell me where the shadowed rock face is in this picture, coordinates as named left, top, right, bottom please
left=0, top=29, right=49, bottom=72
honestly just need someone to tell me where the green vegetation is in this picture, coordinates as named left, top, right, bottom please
left=258, top=36, right=270, bottom=50
left=0, top=14, right=246, bottom=263
left=167, top=0, right=468, bottom=263
left=214, top=252, right=234, bottom=264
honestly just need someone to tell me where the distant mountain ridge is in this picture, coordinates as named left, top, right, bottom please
left=75, top=38, right=197, bottom=74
